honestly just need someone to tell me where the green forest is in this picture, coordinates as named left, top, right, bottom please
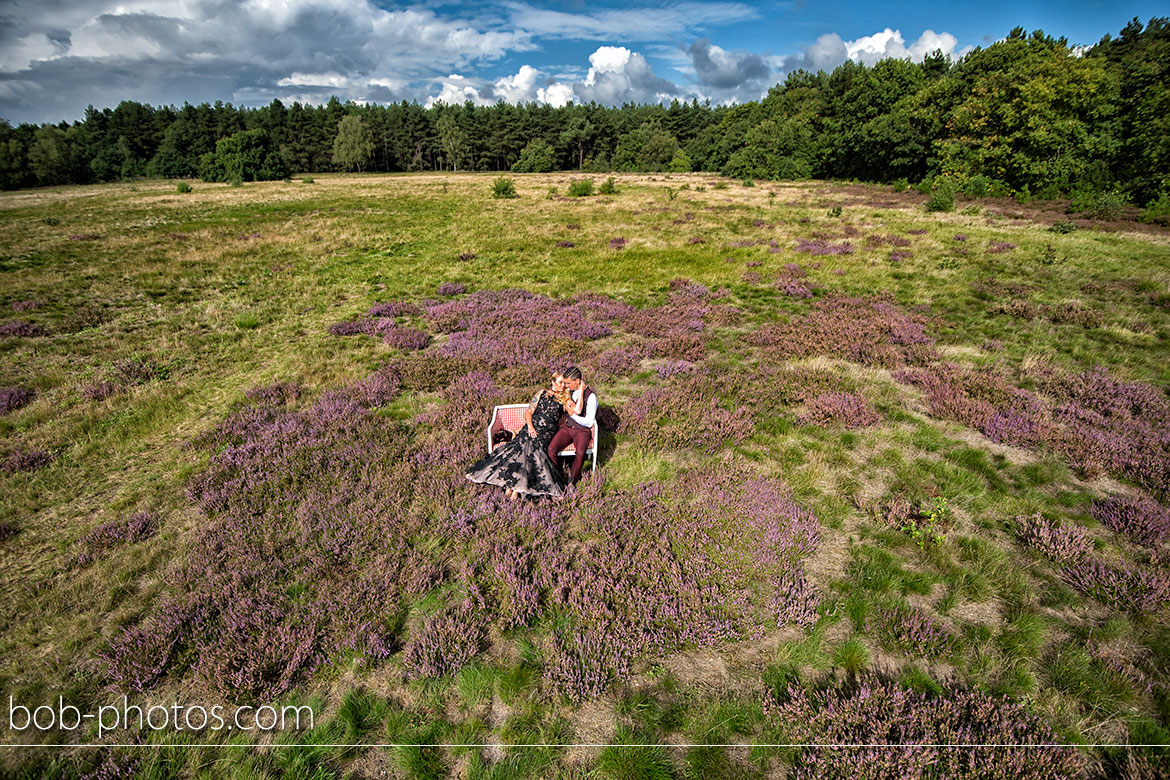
left=1, top=19, right=1167, bottom=207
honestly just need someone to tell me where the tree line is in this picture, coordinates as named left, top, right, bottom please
left=1, top=19, right=1166, bottom=205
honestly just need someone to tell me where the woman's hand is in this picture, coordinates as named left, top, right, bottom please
left=527, top=423, right=537, bottom=437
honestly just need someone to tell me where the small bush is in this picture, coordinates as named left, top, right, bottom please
left=567, top=179, right=594, bottom=197
left=1071, top=189, right=1127, bottom=221
left=1049, top=219, right=1077, bottom=234
left=1138, top=193, right=1170, bottom=226
left=742, top=178, right=755, bottom=187
left=712, top=182, right=728, bottom=190
left=925, top=185, right=955, bottom=213
left=598, top=176, right=618, bottom=195
left=301, top=176, right=314, bottom=183
left=176, top=181, right=192, bottom=193
left=962, top=175, right=992, bottom=198
left=1091, top=494, right=1170, bottom=547
left=491, top=177, right=518, bottom=199
left=827, top=206, right=842, bottom=218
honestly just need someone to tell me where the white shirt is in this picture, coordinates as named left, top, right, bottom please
left=569, top=386, right=598, bottom=429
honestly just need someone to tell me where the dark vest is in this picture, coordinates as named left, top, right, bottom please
left=564, top=386, right=595, bottom=430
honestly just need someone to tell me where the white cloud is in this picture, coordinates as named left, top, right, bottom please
left=491, top=64, right=542, bottom=104
left=537, top=82, right=574, bottom=108
left=425, top=74, right=492, bottom=108
left=503, top=1, right=758, bottom=42
left=0, top=0, right=534, bottom=122
left=777, top=27, right=969, bottom=74
left=277, top=72, right=353, bottom=88
left=844, top=28, right=961, bottom=66
left=575, top=45, right=683, bottom=104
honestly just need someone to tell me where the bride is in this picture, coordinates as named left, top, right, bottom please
left=465, top=373, right=573, bottom=499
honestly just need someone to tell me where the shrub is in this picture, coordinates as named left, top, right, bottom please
left=567, top=179, right=594, bottom=197
left=490, top=176, right=517, bottom=199
left=1017, top=513, right=1092, bottom=565
left=301, top=176, right=314, bottom=183
left=176, top=181, right=192, bottom=193
left=763, top=675, right=1085, bottom=779
left=1, top=448, right=54, bottom=473
left=75, top=512, right=159, bottom=565
left=796, top=392, right=879, bottom=428
left=925, top=186, right=955, bottom=212
left=0, top=386, right=35, bottom=414
left=0, top=320, right=47, bottom=338
left=1091, top=494, right=1170, bottom=547
left=1049, top=219, right=1077, bottom=234
left=403, top=606, right=483, bottom=678
left=1138, top=193, right=1170, bottom=226
left=436, top=282, right=465, bottom=296
left=1086, top=190, right=1127, bottom=221
left=598, top=176, right=618, bottom=195
left=1063, top=557, right=1170, bottom=613
left=872, top=602, right=957, bottom=658
left=742, top=179, right=754, bottom=187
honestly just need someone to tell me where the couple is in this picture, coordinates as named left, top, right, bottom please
left=466, top=366, right=598, bottom=499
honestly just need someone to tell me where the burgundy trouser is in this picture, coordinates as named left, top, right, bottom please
left=548, top=426, right=591, bottom=483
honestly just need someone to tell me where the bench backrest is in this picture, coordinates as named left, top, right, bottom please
left=487, top=403, right=597, bottom=454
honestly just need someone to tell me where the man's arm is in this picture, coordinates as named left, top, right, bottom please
left=570, top=392, right=598, bottom=429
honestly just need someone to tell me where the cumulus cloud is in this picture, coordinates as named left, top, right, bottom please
left=422, top=47, right=687, bottom=109
left=686, top=39, right=770, bottom=89
left=780, top=28, right=969, bottom=73
left=0, top=0, right=532, bottom=122
left=573, top=45, right=683, bottom=104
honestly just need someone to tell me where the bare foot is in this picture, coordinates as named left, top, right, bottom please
left=508, top=489, right=521, bottom=501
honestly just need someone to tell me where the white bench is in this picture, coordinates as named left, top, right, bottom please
left=486, top=403, right=598, bottom=474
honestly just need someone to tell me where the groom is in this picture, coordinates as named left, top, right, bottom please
left=548, top=366, right=597, bottom=484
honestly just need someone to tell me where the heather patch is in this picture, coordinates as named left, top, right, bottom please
left=620, top=373, right=754, bottom=450
left=744, top=293, right=936, bottom=368
left=0, top=319, right=47, bottom=338
left=81, top=381, right=119, bottom=401
left=796, top=391, right=880, bottom=429
left=2, top=448, right=54, bottom=473
left=102, top=358, right=822, bottom=704
left=1091, top=494, right=1170, bottom=547
left=0, top=385, right=35, bottom=414
left=794, top=238, right=853, bottom=255
left=426, top=289, right=627, bottom=371
left=1063, top=557, right=1170, bottom=613
left=764, top=675, right=1085, bottom=779
left=1017, top=513, right=1093, bottom=565
left=872, top=601, right=958, bottom=659
left=382, top=327, right=431, bottom=351
left=75, top=511, right=159, bottom=565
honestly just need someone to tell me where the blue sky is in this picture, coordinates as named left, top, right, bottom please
left=0, top=0, right=1163, bottom=124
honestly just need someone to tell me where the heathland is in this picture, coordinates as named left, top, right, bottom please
left=1, top=172, right=1168, bottom=779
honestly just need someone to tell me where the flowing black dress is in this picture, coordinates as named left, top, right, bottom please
left=466, top=390, right=569, bottom=498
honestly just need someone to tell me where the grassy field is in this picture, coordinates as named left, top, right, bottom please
left=1, top=172, right=1168, bottom=779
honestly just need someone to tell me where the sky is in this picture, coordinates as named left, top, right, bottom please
left=0, top=0, right=1164, bottom=125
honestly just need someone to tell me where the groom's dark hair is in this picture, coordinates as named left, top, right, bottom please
left=562, top=366, right=582, bottom=380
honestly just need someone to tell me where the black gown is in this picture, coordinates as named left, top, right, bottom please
left=466, top=390, right=569, bottom=498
